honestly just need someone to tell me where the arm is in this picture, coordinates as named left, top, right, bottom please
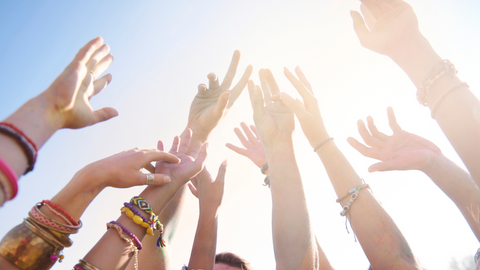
left=248, top=69, right=330, bottom=270
left=0, top=148, right=180, bottom=270
left=83, top=131, right=207, bottom=270
left=278, top=66, right=420, bottom=269
left=0, top=37, right=116, bottom=180
left=187, top=162, right=227, bottom=270
left=127, top=51, right=252, bottom=270
left=347, top=107, right=480, bottom=240
left=351, top=0, right=480, bottom=188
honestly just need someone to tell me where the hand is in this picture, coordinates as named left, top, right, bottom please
left=248, top=69, right=294, bottom=150
left=350, top=0, right=422, bottom=56
left=155, top=129, right=208, bottom=189
left=188, top=161, right=227, bottom=213
left=77, top=148, right=180, bottom=190
left=347, top=107, right=442, bottom=173
left=39, top=37, right=117, bottom=129
left=187, top=50, right=253, bottom=137
left=226, top=122, right=267, bottom=168
left=274, top=66, right=330, bottom=149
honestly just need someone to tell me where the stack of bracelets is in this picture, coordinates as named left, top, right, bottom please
left=0, top=122, right=38, bottom=206
left=0, top=200, right=81, bottom=270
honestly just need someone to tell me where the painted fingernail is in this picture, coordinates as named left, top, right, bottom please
left=164, top=176, right=171, bottom=183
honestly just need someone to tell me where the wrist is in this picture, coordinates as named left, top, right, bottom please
left=421, top=153, right=446, bottom=176
left=185, top=123, right=210, bottom=142
left=264, top=137, right=294, bottom=153
left=266, top=140, right=294, bottom=156
left=199, top=205, right=219, bottom=218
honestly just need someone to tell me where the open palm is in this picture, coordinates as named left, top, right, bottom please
left=347, top=107, right=441, bottom=172
left=226, top=123, right=267, bottom=168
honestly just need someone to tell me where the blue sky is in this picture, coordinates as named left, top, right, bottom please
left=1, top=0, right=480, bottom=269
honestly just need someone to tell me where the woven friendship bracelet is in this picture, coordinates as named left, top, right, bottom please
left=0, top=122, right=38, bottom=173
left=35, top=204, right=82, bottom=230
left=29, top=206, right=78, bottom=234
left=41, top=200, right=79, bottom=226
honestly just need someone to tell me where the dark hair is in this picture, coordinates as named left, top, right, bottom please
left=215, top=252, right=252, bottom=270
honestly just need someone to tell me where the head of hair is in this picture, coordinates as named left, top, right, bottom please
left=215, top=252, right=252, bottom=270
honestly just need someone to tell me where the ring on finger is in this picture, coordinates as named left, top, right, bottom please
left=146, top=173, right=155, bottom=185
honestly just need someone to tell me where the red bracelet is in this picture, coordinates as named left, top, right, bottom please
left=0, top=122, right=38, bottom=174
left=0, top=157, right=18, bottom=200
left=41, top=200, right=79, bottom=226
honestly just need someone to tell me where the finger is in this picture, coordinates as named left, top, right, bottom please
left=366, top=116, right=389, bottom=141
left=229, top=64, right=253, bottom=108
left=369, top=160, right=397, bottom=172
left=93, top=107, right=119, bottom=124
left=169, top=136, right=180, bottom=154
left=347, top=137, right=380, bottom=159
left=142, top=149, right=181, bottom=164
left=350, top=11, right=370, bottom=43
left=208, top=72, right=219, bottom=90
left=215, top=160, right=227, bottom=189
left=360, top=3, right=377, bottom=30
left=251, top=125, right=260, bottom=139
left=190, top=176, right=198, bottom=188
left=194, top=143, right=209, bottom=167
left=259, top=69, right=272, bottom=104
left=86, top=44, right=111, bottom=71
left=189, top=141, right=202, bottom=159
left=144, top=163, right=155, bottom=173
left=360, top=0, right=384, bottom=19
left=74, top=37, right=104, bottom=65
left=91, top=53, right=114, bottom=79
left=91, top=74, right=112, bottom=98
left=372, top=1, right=395, bottom=12
left=213, top=91, right=230, bottom=119
left=225, top=143, right=248, bottom=156
left=241, top=122, right=257, bottom=142
left=284, top=67, right=312, bottom=100
left=252, top=85, right=265, bottom=113
left=295, top=66, right=313, bottom=94
left=157, top=140, right=164, bottom=151
left=278, top=92, right=308, bottom=120
left=234, top=127, right=250, bottom=148
left=179, top=129, right=192, bottom=154
left=374, top=0, right=405, bottom=8
left=135, top=171, right=172, bottom=186
left=221, top=50, right=240, bottom=89
left=198, top=83, right=208, bottom=94
left=264, top=69, right=280, bottom=96
left=358, top=120, right=383, bottom=148
left=187, top=182, right=198, bottom=198
left=387, top=107, right=402, bottom=134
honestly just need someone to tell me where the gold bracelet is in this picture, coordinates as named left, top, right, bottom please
left=26, top=217, right=73, bottom=247
left=78, top=259, right=101, bottom=270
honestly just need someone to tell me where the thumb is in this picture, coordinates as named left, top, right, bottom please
left=350, top=10, right=370, bottom=43
left=215, top=160, right=227, bottom=187
left=368, top=160, right=398, bottom=173
left=93, top=107, right=118, bottom=124
left=213, top=91, right=231, bottom=118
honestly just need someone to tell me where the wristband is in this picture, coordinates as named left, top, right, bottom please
left=0, top=122, right=38, bottom=174
left=0, top=156, right=18, bottom=200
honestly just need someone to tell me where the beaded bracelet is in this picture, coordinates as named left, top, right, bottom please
left=126, top=198, right=166, bottom=248
left=339, top=184, right=363, bottom=217
left=417, top=59, right=457, bottom=106
left=260, top=164, right=270, bottom=188
left=108, top=221, right=143, bottom=250
left=107, top=223, right=139, bottom=270
left=0, top=157, right=18, bottom=200
left=41, top=200, right=79, bottom=226
left=122, top=202, right=154, bottom=236
left=0, top=122, right=38, bottom=173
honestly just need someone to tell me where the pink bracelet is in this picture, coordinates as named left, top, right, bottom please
left=29, top=205, right=80, bottom=233
left=45, top=203, right=74, bottom=226
left=0, top=157, right=18, bottom=200
left=0, top=170, right=12, bottom=202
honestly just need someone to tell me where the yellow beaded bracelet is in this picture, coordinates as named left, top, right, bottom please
left=121, top=206, right=154, bottom=236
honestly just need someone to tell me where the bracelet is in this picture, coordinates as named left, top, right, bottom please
left=417, top=59, right=457, bottom=106
left=35, top=204, right=82, bottom=230
left=0, top=170, right=12, bottom=203
left=129, top=196, right=161, bottom=228
left=30, top=205, right=79, bottom=234
left=260, top=164, right=268, bottom=175
left=108, top=221, right=143, bottom=250
left=263, top=176, right=270, bottom=187
left=41, top=200, right=79, bottom=226
left=107, top=223, right=139, bottom=270
left=475, top=248, right=480, bottom=264
left=76, top=259, right=101, bottom=270
left=430, top=82, right=469, bottom=119
left=313, top=138, right=334, bottom=152
left=0, top=122, right=38, bottom=174
left=122, top=203, right=154, bottom=235
left=339, top=184, right=364, bottom=217
left=336, top=184, right=370, bottom=203
left=0, top=157, right=18, bottom=200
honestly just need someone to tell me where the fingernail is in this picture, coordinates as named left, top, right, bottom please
left=221, top=159, right=228, bottom=167
left=164, top=176, right=171, bottom=182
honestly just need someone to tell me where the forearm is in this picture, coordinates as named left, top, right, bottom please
left=1, top=94, right=62, bottom=177
left=267, top=142, right=318, bottom=270
left=316, top=142, right=419, bottom=269
left=84, top=184, right=178, bottom=269
left=188, top=209, right=218, bottom=270
left=424, top=155, right=480, bottom=240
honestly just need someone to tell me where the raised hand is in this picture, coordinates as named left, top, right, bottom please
left=226, top=123, right=267, bottom=168
left=273, top=66, right=330, bottom=149
left=248, top=69, right=294, bottom=149
left=155, top=129, right=208, bottom=189
left=40, top=36, right=117, bottom=129
left=187, top=50, right=253, bottom=137
left=347, top=107, right=442, bottom=172
left=188, top=162, right=227, bottom=212
left=350, top=0, right=422, bottom=56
